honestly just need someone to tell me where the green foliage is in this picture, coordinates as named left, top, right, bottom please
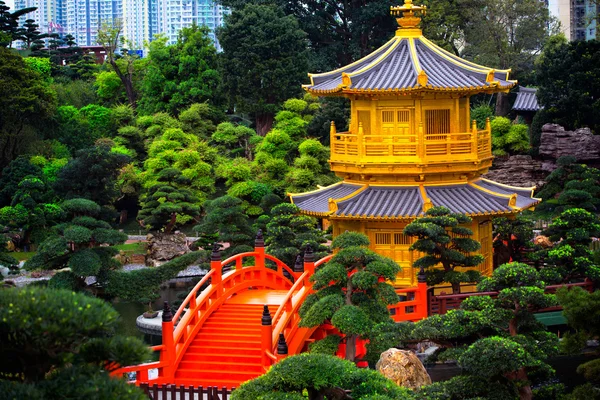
left=471, top=103, right=494, bottom=129
left=217, top=4, right=309, bottom=134
left=490, top=117, right=530, bottom=155
left=212, top=122, right=258, bottom=159
left=194, top=195, right=253, bottom=256
left=231, top=353, right=414, bottom=400
left=541, top=208, right=600, bottom=281
left=535, top=157, right=600, bottom=218
left=536, top=36, right=600, bottom=133
left=25, top=198, right=127, bottom=291
left=299, top=232, right=400, bottom=361
left=54, top=144, right=130, bottom=207
left=419, top=375, right=517, bottom=400
left=0, top=287, right=149, bottom=382
left=265, top=203, right=328, bottom=267
left=23, top=57, right=52, bottom=82
left=138, top=26, right=221, bottom=115
left=0, top=47, right=56, bottom=170
left=556, top=287, right=600, bottom=355
left=404, top=206, right=483, bottom=293
left=106, top=251, right=205, bottom=306
left=308, top=334, right=341, bottom=355
left=492, top=215, right=534, bottom=263
left=459, top=336, right=536, bottom=378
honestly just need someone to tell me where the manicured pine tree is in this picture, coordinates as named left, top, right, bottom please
left=265, top=203, right=328, bottom=268
left=25, top=198, right=127, bottom=292
left=0, top=286, right=149, bottom=398
left=299, top=232, right=400, bottom=361
left=403, top=206, right=483, bottom=294
left=543, top=208, right=600, bottom=282
left=137, top=168, right=201, bottom=234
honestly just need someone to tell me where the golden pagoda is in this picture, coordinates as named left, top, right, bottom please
left=289, top=0, right=540, bottom=287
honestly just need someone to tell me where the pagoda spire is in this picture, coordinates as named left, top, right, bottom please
left=390, top=0, right=427, bottom=29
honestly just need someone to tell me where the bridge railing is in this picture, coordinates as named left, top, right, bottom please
left=111, top=231, right=297, bottom=385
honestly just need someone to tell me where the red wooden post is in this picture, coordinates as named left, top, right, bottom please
left=416, top=266, right=429, bottom=319
left=211, top=243, right=222, bottom=287
left=277, top=333, right=288, bottom=362
left=303, top=246, right=315, bottom=275
left=261, top=305, right=273, bottom=368
left=161, top=301, right=175, bottom=381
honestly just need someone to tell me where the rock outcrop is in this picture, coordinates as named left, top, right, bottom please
left=539, top=124, right=600, bottom=161
left=146, top=232, right=190, bottom=266
left=376, top=348, right=432, bottom=390
left=484, top=155, right=546, bottom=188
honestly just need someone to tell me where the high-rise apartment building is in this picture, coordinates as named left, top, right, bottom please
left=548, top=0, right=599, bottom=40
left=158, top=0, right=228, bottom=49
left=66, top=0, right=121, bottom=46
left=14, top=0, right=228, bottom=52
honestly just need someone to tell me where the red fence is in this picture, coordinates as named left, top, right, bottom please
left=140, top=383, right=233, bottom=399
left=428, top=280, right=594, bottom=315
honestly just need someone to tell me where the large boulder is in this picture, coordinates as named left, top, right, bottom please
left=484, top=154, right=547, bottom=188
left=376, top=348, right=432, bottom=390
left=539, top=124, right=600, bottom=162
left=146, top=232, right=190, bottom=266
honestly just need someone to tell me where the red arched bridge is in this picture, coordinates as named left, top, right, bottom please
left=111, top=234, right=591, bottom=390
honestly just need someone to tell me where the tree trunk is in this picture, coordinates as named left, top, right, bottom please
left=345, top=334, right=357, bottom=362
left=164, top=212, right=177, bottom=234
left=516, top=367, right=533, bottom=400
left=495, top=92, right=510, bottom=116
left=451, top=281, right=461, bottom=294
left=255, top=113, right=274, bottom=136
left=110, top=59, right=137, bottom=109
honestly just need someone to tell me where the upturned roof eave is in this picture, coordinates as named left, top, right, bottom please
left=304, top=81, right=518, bottom=96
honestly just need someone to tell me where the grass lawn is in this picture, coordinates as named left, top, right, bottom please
left=8, top=242, right=147, bottom=262
left=114, top=242, right=147, bottom=255
left=7, top=251, right=37, bottom=261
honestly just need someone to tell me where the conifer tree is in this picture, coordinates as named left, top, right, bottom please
left=25, top=198, right=127, bottom=292
left=299, top=232, right=400, bottom=361
left=404, top=206, right=483, bottom=294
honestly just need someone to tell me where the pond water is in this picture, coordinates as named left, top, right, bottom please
left=112, top=276, right=203, bottom=346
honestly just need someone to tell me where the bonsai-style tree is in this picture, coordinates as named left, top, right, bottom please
left=404, top=206, right=484, bottom=294
left=0, top=176, right=62, bottom=250
left=543, top=208, right=600, bottom=282
left=0, top=287, right=149, bottom=399
left=413, top=262, right=558, bottom=400
left=25, top=198, right=127, bottom=292
left=299, top=232, right=400, bottom=361
left=535, top=156, right=600, bottom=218
left=194, top=195, right=254, bottom=256
left=285, top=138, right=337, bottom=193
left=556, top=286, right=600, bottom=398
left=265, top=203, right=329, bottom=268
left=492, top=215, right=535, bottom=264
left=137, top=168, right=201, bottom=233
left=231, top=353, right=415, bottom=400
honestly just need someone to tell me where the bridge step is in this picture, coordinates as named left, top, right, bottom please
left=173, top=291, right=286, bottom=388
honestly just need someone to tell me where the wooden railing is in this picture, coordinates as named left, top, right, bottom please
left=111, top=237, right=297, bottom=385
left=140, top=383, right=232, bottom=400
left=388, top=280, right=428, bottom=322
left=329, top=119, right=492, bottom=164
left=428, top=280, right=594, bottom=315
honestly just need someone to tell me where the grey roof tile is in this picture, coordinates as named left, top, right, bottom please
left=474, top=179, right=539, bottom=209
left=291, top=183, right=363, bottom=214
left=336, top=187, right=423, bottom=217
left=426, top=185, right=511, bottom=214
left=513, top=86, right=542, bottom=111
left=305, top=37, right=515, bottom=93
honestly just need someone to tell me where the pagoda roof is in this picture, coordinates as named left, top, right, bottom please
left=304, top=17, right=516, bottom=95
left=289, top=179, right=539, bottom=219
left=513, top=86, right=542, bottom=112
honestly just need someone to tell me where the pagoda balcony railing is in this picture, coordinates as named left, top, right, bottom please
left=330, top=125, right=491, bottom=165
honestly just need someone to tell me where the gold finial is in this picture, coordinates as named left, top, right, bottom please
left=391, top=0, right=427, bottom=29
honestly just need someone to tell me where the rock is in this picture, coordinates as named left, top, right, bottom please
left=376, top=348, right=432, bottom=390
left=484, top=155, right=547, bottom=188
left=146, top=232, right=190, bottom=264
left=539, top=124, right=600, bottom=162
left=534, top=235, right=552, bottom=248
left=114, top=250, right=131, bottom=266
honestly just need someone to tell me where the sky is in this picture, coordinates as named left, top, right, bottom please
left=6, top=0, right=14, bottom=10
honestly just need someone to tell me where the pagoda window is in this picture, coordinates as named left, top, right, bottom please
left=425, top=109, right=451, bottom=139
left=380, top=109, right=412, bottom=136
